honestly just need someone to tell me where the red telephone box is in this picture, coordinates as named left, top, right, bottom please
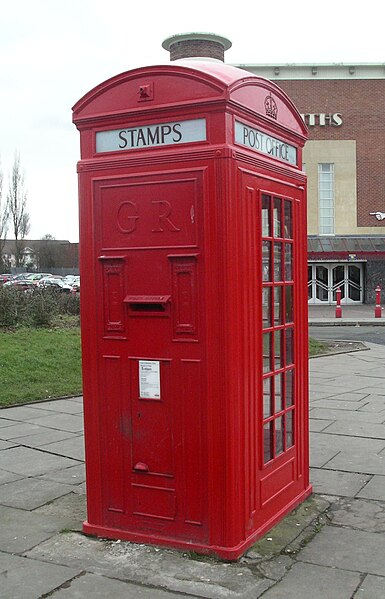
left=73, top=54, right=311, bottom=560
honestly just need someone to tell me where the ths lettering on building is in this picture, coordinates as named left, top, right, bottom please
left=301, top=113, right=343, bottom=127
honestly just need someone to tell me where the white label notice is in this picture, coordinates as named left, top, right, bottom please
left=234, top=120, right=297, bottom=165
left=139, top=361, right=160, bottom=399
left=96, top=118, right=206, bottom=153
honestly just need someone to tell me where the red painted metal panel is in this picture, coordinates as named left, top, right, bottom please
left=74, top=59, right=310, bottom=560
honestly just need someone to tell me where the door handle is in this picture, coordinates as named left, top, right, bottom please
left=133, top=462, right=149, bottom=472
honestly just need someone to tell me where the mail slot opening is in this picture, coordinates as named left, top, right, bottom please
left=130, top=302, right=166, bottom=312
left=124, top=294, right=171, bottom=317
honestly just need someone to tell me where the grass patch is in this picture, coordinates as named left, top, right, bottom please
left=309, top=337, right=328, bottom=356
left=0, top=323, right=82, bottom=407
left=0, top=323, right=329, bottom=408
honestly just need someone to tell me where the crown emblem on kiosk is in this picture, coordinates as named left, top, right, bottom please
left=264, top=93, right=278, bottom=120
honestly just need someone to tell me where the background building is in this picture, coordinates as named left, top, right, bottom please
left=1, top=239, right=79, bottom=274
left=237, top=62, right=385, bottom=304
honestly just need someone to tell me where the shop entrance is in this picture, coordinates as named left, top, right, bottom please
left=308, top=262, right=363, bottom=304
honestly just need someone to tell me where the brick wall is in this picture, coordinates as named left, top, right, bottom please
left=274, top=79, right=385, bottom=228
left=169, top=40, right=225, bottom=61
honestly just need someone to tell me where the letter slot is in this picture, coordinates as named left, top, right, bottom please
left=124, top=295, right=171, bottom=316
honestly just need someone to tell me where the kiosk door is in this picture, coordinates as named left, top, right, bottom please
left=92, top=170, right=208, bottom=543
left=240, top=171, right=308, bottom=533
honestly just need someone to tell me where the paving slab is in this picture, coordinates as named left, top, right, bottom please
left=25, top=532, right=273, bottom=599
left=0, top=505, right=75, bottom=554
left=26, top=412, right=84, bottom=432
left=34, top=398, right=84, bottom=414
left=33, top=491, right=86, bottom=531
left=318, top=391, right=372, bottom=402
left=357, top=475, right=385, bottom=500
left=310, top=468, right=370, bottom=497
left=38, top=463, right=85, bottom=485
left=0, top=468, right=23, bottom=485
left=310, top=446, right=340, bottom=468
left=50, top=572, right=197, bottom=598
left=0, top=439, right=19, bottom=449
left=355, top=574, right=385, bottom=599
left=42, top=435, right=85, bottom=460
left=11, top=428, right=79, bottom=447
left=0, top=476, right=75, bottom=510
left=323, top=420, right=385, bottom=439
left=357, top=399, right=385, bottom=413
left=309, top=419, right=333, bottom=432
left=325, top=449, right=385, bottom=475
left=310, top=399, right=369, bottom=411
left=0, top=551, right=81, bottom=599
left=72, top=481, right=86, bottom=494
left=0, top=405, right=55, bottom=421
left=260, top=562, right=361, bottom=599
left=311, top=431, right=385, bottom=453
left=0, top=446, right=80, bottom=476
left=299, top=526, right=385, bottom=575
left=0, top=418, right=19, bottom=428
left=329, top=497, right=385, bottom=533
left=15, top=427, right=79, bottom=448
left=0, top=422, right=50, bottom=440
left=309, top=407, right=382, bottom=423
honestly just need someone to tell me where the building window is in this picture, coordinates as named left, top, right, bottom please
left=318, top=163, right=334, bottom=235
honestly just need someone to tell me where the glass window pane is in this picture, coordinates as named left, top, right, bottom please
left=262, top=241, right=271, bottom=281
left=318, top=163, right=334, bottom=235
left=273, top=197, right=282, bottom=237
left=274, top=329, right=282, bottom=369
left=333, top=265, right=344, bottom=286
left=284, top=243, right=293, bottom=280
left=263, top=332, right=272, bottom=373
left=286, top=410, right=294, bottom=448
left=285, top=285, right=293, bottom=323
left=284, top=200, right=292, bottom=238
left=274, top=242, right=282, bottom=281
left=262, top=287, right=272, bottom=328
left=286, top=369, right=294, bottom=407
left=264, top=422, right=273, bottom=463
left=262, top=194, right=271, bottom=237
left=349, top=283, right=360, bottom=301
left=285, top=328, right=294, bottom=365
left=274, top=373, right=284, bottom=413
left=263, top=377, right=273, bottom=418
left=275, top=416, right=284, bottom=456
left=274, top=286, right=282, bottom=325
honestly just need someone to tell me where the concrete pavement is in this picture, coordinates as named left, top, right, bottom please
left=1, top=341, right=385, bottom=597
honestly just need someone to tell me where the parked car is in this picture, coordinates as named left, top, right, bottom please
left=63, top=275, right=78, bottom=284
left=37, top=277, right=73, bottom=293
left=24, top=273, right=53, bottom=283
left=0, top=274, right=12, bottom=286
left=3, top=273, right=28, bottom=286
left=3, top=273, right=53, bottom=287
left=8, top=279, right=36, bottom=292
left=71, top=276, right=80, bottom=293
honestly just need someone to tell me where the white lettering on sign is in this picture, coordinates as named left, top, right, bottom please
left=96, top=119, right=206, bottom=153
left=235, top=121, right=297, bottom=165
left=301, top=113, right=342, bottom=127
left=139, top=360, right=160, bottom=399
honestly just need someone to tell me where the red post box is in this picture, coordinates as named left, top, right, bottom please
left=73, top=44, right=311, bottom=560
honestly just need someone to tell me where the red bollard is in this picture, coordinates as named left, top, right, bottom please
left=335, top=288, right=342, bottom=318
left=374, top=285, right=382, bottom=318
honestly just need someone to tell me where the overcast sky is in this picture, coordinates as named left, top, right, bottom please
left=1, top=0, right=383, bottom=242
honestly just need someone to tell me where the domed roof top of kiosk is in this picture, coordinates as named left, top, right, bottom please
left=73, top=35, right=307, bottom=141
